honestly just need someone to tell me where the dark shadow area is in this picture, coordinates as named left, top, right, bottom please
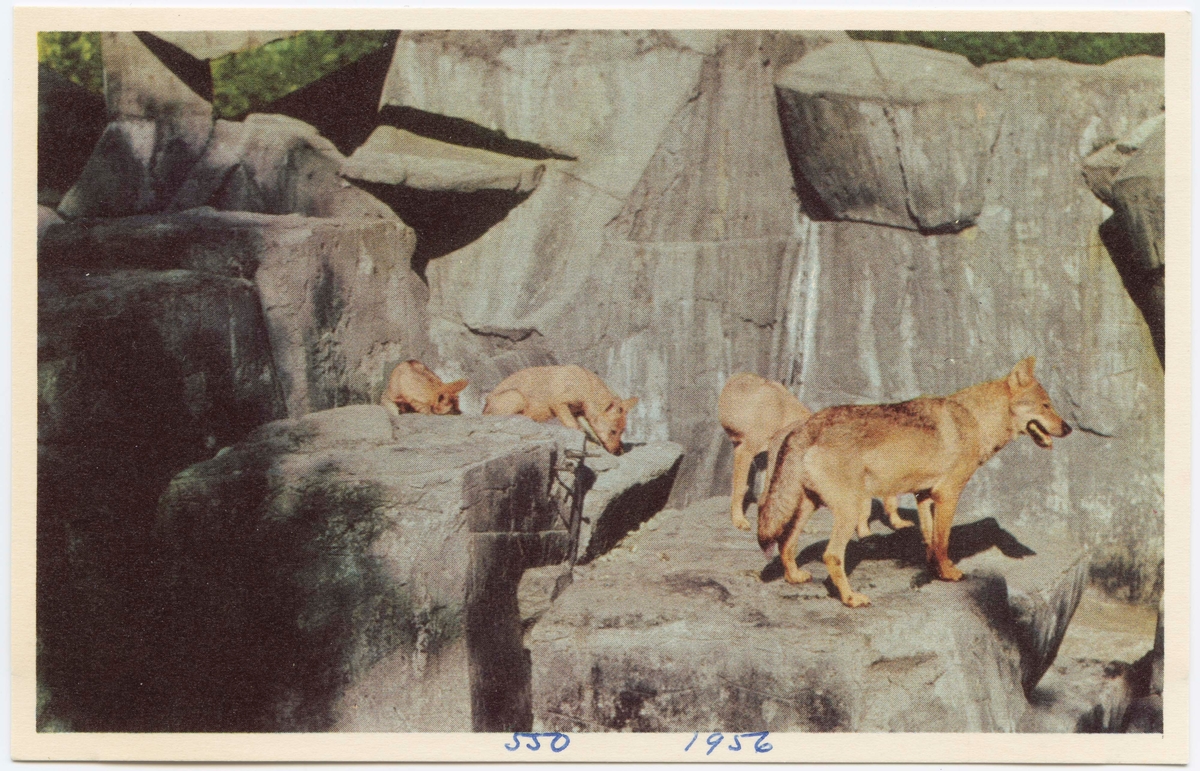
left=773, top=92, right=837, bottom=223
left=37, top=65, right=107, bottom=206
left=36, top=288, right=284, bottom=731
left=248, top=32, right=400, bottom=155
left=134, top=32, right=214, bottom=103
left=1098, top=216, right=1164, bottom=367
left=758, top=507, right=1035, bottom=588
left=354, top=180, right=533, bottom=278
left=378, top=104, right=575, bottom=162
left=579, top=455, right=684, bottom=563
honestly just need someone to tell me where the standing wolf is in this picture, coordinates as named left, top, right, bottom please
left=757, top=358, right=1072, bottom=608
left=719, top=373, right=908, bottom=536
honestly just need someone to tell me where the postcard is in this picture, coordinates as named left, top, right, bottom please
left=12, top=7, right=1189, bottom=763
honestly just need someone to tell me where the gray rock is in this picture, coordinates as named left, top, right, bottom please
left=1020, top=658, right=1136, bottom=732
left=342, top=126, right=546, bottom=193
left=36, top=268, right=286, bottom=731
left=577, top=441, right=684, bottom=562
left=150, top=408, right=682, bottom=732
left=1082, top=113, right=1163, bottom=206
left=381, top=30, right=710, bottom=201
left=774, top=41, right=1002, bottom=232
left=169, top=115, right=397, bottom=220
left=57, top=32, right=215, bottom=218
left=39, top=208, right=431, bottom=417
left=531, top=496, right=1085, bottom=732
left=57, top=117, right=212, bottom=219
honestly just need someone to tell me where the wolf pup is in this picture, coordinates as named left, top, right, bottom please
left=484, top=365, right=638, bottom=455
left=381, top=360, right=468, bottom=416
left=721, top=374, right=910, bottom=536
left=758, top=357, right=1071, bottom=608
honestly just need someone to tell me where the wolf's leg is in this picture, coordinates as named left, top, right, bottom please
left=883, top=496, right=913, bottom=530
left=781, top=493, right=817, bottom=584
left=550, top=403, right=581, bottom=430
left=730, top=443, right=754, bottom=531
left=824, top=496, right=871, bottom=607
left=929, top=487, right=964, bottom=581
left=915, top=492, right=934, bottom=546
left=856, top=505, right=871, bottom=539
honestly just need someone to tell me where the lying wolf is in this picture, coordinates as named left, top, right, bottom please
left=483, top=365, right=638, bottom=455
left=721, top=373, right=909, bottom=536
left=758, top=357, right=1072, bottom=608
left=381, top=360, right=468, bottom=416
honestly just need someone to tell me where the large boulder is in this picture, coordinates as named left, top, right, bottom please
left=40, top=208, right=431, bottom=417
left=168, top=115, right=397, bottom=220
left=58, top=32, right=214, bottom=219
left=530, top=497, right=1085, bottom=732
left=36, top=268, right=285, bottom=731
left=774, top=41, right=1002, bottom=233
left=147, top=407, right=682, bottom=732
left=1082, top=113, right=1165, bottom=364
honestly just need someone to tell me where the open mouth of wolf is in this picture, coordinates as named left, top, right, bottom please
left=1027, top=419, right=1053, bottom=448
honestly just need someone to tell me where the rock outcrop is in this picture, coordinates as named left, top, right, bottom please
left=1083, top=112, right=1165, bottom=363
left=40, top=208, right=431, bottom=416
left=37, top=64, right=107, bottom=207
left=775, top=41, right=1002, bottom=233
left=530, top=497, right=1086, bottom=732
left=144, top=407, right=683, bottom=732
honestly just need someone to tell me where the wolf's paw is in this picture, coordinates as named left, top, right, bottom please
left=732, top=513, right=752, bottom=531
left=937, top=562, right=964, bottom=581
left=890, top=518, right=914, bottom=530
left=784, top=568, right=813, bottom=585
left=842, top=591, right=871, bottom=608
left=856, top=522, right=871, bottom=538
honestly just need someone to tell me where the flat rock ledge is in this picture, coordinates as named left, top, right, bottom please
left=153, top=406, right=682, bottom=732
left=530, top=496, right=1087, bottom=732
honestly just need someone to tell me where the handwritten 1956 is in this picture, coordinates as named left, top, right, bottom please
left=684, top=732, right=773, bottom=755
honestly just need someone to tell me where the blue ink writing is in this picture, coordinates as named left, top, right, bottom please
left=683, top=732, right=772, bottom=754
left=504, top=732, right=570, bottom=753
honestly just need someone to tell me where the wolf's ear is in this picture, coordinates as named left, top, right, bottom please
left=443, top=379, right=469, bottom=395
left=1008, top=357, right=1036, bottom=390
left=622, top=397, right=639, bottom=411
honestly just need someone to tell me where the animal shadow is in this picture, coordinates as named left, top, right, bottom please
left=759, top=502, right=1036, bottom=595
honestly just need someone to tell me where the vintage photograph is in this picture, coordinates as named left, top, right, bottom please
left=17, top=11, right=1183, bottom=762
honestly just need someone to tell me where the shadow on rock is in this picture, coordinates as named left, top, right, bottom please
left=759, top=504, right=1035, bottom=593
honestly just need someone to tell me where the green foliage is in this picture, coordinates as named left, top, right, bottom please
left=211, top=30, right=394, bottom=118
left=847, top=31, right=1164, bottom=67
left=37, top=32, right=103, bottom=93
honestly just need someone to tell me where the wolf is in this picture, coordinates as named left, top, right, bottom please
left=757, top=357, right=1072, bottom=608
left=483, top=365, right=638, bottom=455
left=380, top=360, right=468, bottom=416
left=721, top=373, right=910, bottom=536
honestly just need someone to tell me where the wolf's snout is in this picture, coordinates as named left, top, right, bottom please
left=1060, top=421, right=1072, bottom=437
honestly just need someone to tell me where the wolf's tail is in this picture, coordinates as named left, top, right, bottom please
left=757, top=430, right=807, bottom=550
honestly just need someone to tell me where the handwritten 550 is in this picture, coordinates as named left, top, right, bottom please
left=685, top=731, right=773, bottom=755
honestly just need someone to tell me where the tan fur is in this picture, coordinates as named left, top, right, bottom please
left=381, top=360, right=468, bottom=416
left=483, top=365, right=638, bottom=455
left=758, top=358, right=1071, bottom=608
left=721, top=374, right=908, bottom=536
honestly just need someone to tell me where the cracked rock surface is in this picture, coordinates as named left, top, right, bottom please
left=531, top=496, right=1090, bottom=732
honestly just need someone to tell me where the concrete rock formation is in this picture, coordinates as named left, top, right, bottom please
left=775, top=41, right=1002, bottom=232
left=530, top=498, right=1086, bottom=732
left=1083, top=112, right=1165, bottom=363
left=148, top=407, right=683, bottom=731
left=35, top=29, right=1166, bottom=734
